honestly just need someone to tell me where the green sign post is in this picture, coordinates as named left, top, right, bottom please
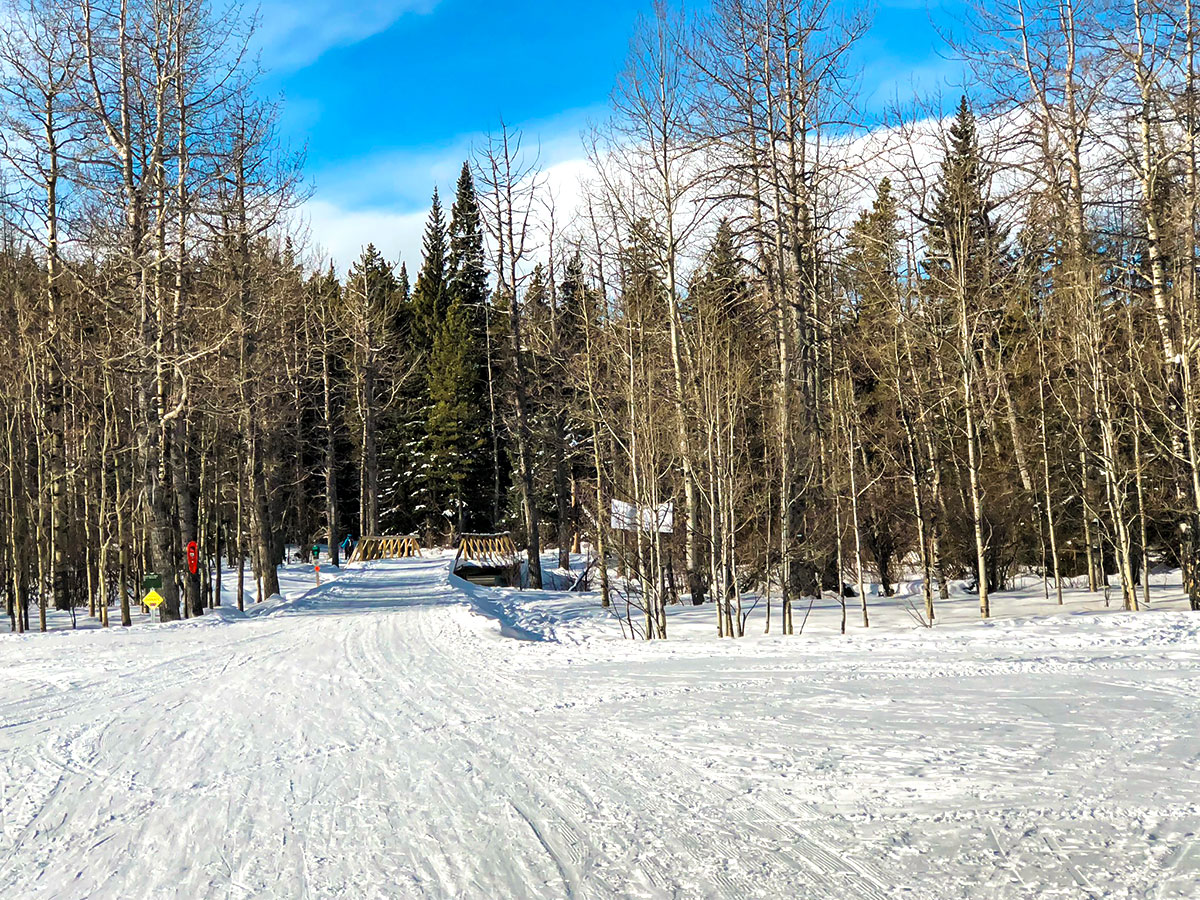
left=143, top=573, right=163, bottom=590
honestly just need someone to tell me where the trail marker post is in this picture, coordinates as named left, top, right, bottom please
left=142, top=583, right=165, bottom=621
left=313, top=544, right=321, bottom=586
left=139, top=574, right=165, bottom=620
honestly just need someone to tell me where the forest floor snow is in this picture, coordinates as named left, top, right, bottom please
left=1, top=554, right=1198, bottom=898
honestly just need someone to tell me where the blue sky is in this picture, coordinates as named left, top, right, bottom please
left=255, top=0, right=967, bottom=271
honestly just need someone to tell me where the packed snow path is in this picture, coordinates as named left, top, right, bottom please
left=2, top=558, right=1198, bottom=898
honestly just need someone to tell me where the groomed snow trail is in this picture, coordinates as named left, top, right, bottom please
left=1, top=558, right=1198, bottom=898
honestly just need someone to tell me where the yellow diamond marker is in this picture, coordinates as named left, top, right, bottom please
left=143, top=589, right=165, bottom=608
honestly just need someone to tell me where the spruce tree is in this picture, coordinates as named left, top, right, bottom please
left=446, top=161, right=501, bottom=528
left=425, top=297, right=488, bottom=534
left=546, top=252, right=590, bottom=568
left=846, top=179, right=900, bottom=321
left=448, top=162, right=488, bottom=323
left=689, top=221, right=750, bottom=323
left=391, top=261, right=412, bottom=336
left=923, top=99, right=1004, bottom=306
left=396, top=261, right=410, bottom=305
left=922, top=96, right=1012, bottom=611
left=842, top=181, right=911, bottom=601
left=557, top=252, right=587, bottom=339
left=845, top=178, right=904, bottom=410
left=524, top=263, right=550, bottom=329
left=411, top=189, right=449, bottom=349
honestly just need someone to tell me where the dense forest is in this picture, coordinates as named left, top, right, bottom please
left=4, top=0, right=1200, bottom=638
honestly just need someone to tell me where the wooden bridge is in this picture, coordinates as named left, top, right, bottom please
left=348, top=535, right=422, bottom=563
left=452, top=533, right=521, bottom=587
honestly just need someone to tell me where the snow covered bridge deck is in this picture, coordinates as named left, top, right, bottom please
left=1, top=556, right=1198, bottom=898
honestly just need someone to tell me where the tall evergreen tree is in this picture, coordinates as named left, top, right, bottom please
left=923, top=99, right=1005, bottom=305
left=448, top=163, right=488, bottom=320
left=405, top=192, right=471, bottom=535
left=411, top=189, right=449, bottom=349
left=346, top=244, right=397, bottom=311
left=546, top=253, right=589, bottom=567
left=922, top=97, right=1013, bottom=612
left=446, top=161, right=502, bottom=528
left=525, top=264, right=550, bottom=320
left=396, top=261, right=411, bottom=305
left=390, top=260, right=412, bottom=337
left=425, top=297, right=489, bottom=534
left=842, top=181, right=913, bottom=602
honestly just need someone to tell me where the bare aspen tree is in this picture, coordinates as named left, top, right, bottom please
left=594, top=2, right=710, bottom=605
left=0, top=0, right=80, bottom=616
left=476, top=124, right=544, bottom=588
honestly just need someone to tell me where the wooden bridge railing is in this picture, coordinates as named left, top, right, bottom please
left=452, top=532, right=521, bottom=587
left=349, top=535, right=422, bottom=563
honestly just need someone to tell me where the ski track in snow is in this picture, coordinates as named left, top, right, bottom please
left=1, top=557, right=1198, bottom=898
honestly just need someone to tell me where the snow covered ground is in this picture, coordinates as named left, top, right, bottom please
left=2, top=555, right=1198, bottom=898
left=25, top=557, right=344, bottom=634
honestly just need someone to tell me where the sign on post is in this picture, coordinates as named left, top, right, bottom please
left=143, top=573, right=163, bottom=590
left=143, top=589, right=164, bottom=608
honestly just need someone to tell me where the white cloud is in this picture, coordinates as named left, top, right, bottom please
left=301, top=111, right=602, bottom=273
left=300, top=155, right=596, bottom=276
left=301, top=107, right=1041, bottom=281
left=254, top=0, right=438, bottom=71
left=300, top=199, right=429, bottom=276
